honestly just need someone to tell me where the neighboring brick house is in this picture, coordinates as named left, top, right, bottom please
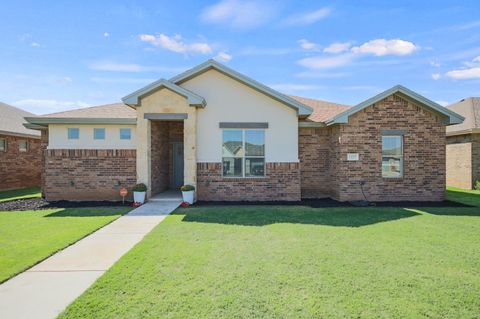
left=446, top=97, right=480, bottom=189
left=0, top=102, right=42, bottom=190
left=25, top=60, right=463, bottom=202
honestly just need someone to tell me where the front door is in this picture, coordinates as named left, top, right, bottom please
left=172, top=143, right=184, bottom=189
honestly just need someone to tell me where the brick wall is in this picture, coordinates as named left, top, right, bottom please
left=0, top=134, right=41, bottom=190
left=331, top=94, right=446, bottom=201
left=43, top=149, right=136, bottom=201
left=298, top=127, right=331, bottom=198
left=197, top=162, right=301, bottom=201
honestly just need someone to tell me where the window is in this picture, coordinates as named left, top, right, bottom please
left=94, top=128, right=105, bottom=140
left=0, top=138, right=5, bottom=151
left=120, top=128, right=131, bottom=140
left=18, top=140, right=28, bottom=152
left=382, top=135, right=403, bottom=178
left=68, top=128, right=79, bottom=139
left=222, top=129, right=265, bottom=177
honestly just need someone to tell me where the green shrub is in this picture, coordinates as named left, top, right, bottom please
left=474, top=180, right=480, bottom=191
left=132, top=183, right=147, bottom=192
left=180, top=185, right=195, bottom=192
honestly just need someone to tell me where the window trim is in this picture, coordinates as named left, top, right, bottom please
left=381, top=135, right=403, bottom=179
left=0, top=138, right=6, bottom=151
left=67, top=128, right=79, bottom=140
left=93, top=128, right=106, bottom=140
left=18, top=140, right=28, bottom=152
left=222, top=128, right=266, bottom=178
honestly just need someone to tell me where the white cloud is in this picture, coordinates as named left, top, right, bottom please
left=284, top=7, right=332, bottom=26
left=31, top=42, right=40, bottom=47
left=88, top=60, right=186, bottom=73
left=445, top=67, right=480, bottom=79
left=431, top=73, right=441, bottom=80
left=139, top=33, right=212, bottom=54
left=445, top=56, right=480, bottom=80
left=298, top=39, right=320, bottom=51
left=297, top=54, right=354, bottom=70
left=324, top=42, right=351, bottom=54
left=200, top=0, right=275, bottom=29
left=430, top=60, right=441, bottom=67
left=103, top=32, right=110, bottom=37
left=14, top=99, right=91, bottom=115
left=215, top=51, right=232, bottom=62
left=351, top=39, right=418, bottom=56
left=435, top=101, right=449, bottom=106
left=268, top=83, right=324, bottom=93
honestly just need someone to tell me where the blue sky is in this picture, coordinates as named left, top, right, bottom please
left=1, top=0, right=479, bottom=114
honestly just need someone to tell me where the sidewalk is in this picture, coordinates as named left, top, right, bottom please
left=0, top=192, right=181, bottom=319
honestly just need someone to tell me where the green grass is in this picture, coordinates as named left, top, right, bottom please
left=0, top=187, right=41, bottom=203
left=0, top=207, right=131, bottom=283
left=59, top=189, right=480, bottom=318
left=446, top=186, right=480, bottom=207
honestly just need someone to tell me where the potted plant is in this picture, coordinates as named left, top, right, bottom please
left=132, top=183, right=147, bottom=204
left=180, top=185, right=195, bottom=204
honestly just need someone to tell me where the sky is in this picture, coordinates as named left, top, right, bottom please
left=1, top=0, right=479, bottom=115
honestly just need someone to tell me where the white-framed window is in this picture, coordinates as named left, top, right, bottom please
left=68, top=128, right=79, bottom=139
left=18, top=140, right=28, bottom=152
left=94, top=128, right=105, bottom=140
left=0, top=138, right=5, bottom=151
left=222, top=129, right=265, bottom=177
left=120, top=128, right=131, bottom=140
left=382, top=135, right=403, bottom=178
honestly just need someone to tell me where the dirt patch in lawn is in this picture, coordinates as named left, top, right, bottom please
left=0, top=197, right=133, bottom=211
left=194, top=198, right=472, bottom=208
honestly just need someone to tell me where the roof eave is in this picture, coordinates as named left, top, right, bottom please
left=25, top=117, right=137, bottom=125
left=170, top=59, right=313, bottom=117
left=0, top=129, right=41, bottom=138
left=121, top=79, right=206, bottom=108
left=326, top=85, right=465, bottom=126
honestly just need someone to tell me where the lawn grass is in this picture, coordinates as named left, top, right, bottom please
left=0, top=187, right=41, bottom=203
left=59, top=189, right=480, bottom=318
left=0, top=207, right=131, bottom=283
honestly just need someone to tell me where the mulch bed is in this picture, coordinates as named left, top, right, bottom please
left=0, top=197, right=472, bottom=212
left=0, top=197, right=132, bottom=212
left=194, top=198, right=472, bottom=208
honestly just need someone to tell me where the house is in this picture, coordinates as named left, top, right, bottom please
left=24, top=60, right=463, bottom=202
left=446, top=97, right=480, bottom=189
left=0, top=102, right=42, bottom=190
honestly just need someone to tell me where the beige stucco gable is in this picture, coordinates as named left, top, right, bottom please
left=135, top=87, right=197, bottom=196
left=179, top=69, right=299, bottom=163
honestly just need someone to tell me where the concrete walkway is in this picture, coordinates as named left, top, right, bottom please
left=0, top=191, right=182, bottom=319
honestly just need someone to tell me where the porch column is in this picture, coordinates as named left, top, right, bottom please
left=184, top=112, right=197, bottom=189
left=136, top=116, right=152, bottom=197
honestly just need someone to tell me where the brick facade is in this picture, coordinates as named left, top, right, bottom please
left=0, top=134, right=41, bottom=191
left=299, top=94, right=446, bottom=201
left=298, top=127, right=331, bottom=198
left=37, top=94, right=448, bottom=202
left=43, top=149, right=136, bottom=201
left=197, top=162, right=301, bottom=201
